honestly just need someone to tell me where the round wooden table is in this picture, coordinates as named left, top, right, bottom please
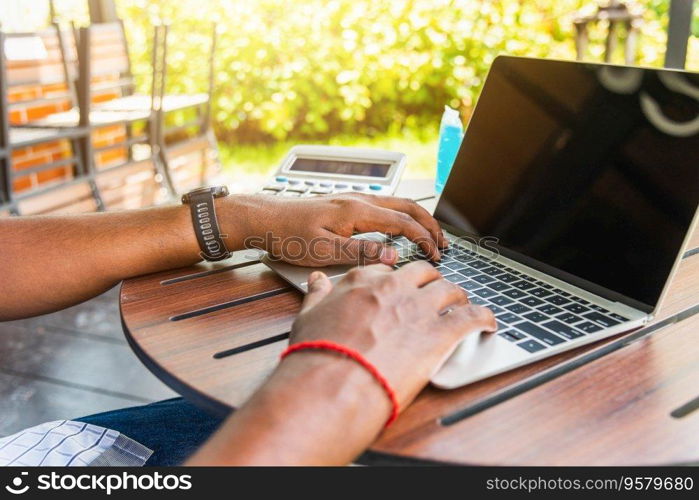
left=120, top=179, right=699, bottom=465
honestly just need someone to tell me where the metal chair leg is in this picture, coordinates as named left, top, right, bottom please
left=205, top=128, right=222, bottom=177
left=0, top=154, right=18, bottom=214
left=153, top=140, right=176, bottom=196
left=74, top=135, right=105, bottom=211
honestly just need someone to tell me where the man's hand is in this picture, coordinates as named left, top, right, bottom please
left=292, top=262, right=497, bottom=406
left=188, top=263, right=496, bottom=465
left=0, top=192, right=444, bottom=320
left=217, top=193, right=447, bottom=266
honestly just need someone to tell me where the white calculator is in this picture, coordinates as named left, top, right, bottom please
left=258, top=145, right=406, bottom=197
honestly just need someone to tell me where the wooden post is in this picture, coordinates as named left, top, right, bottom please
left=574, top=22, right=588, bottom=61
left=88, top=0, right=119, bottom=23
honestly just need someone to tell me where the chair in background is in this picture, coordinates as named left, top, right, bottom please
left=2, top=17, right=219, bottom=215
left=94, top=158, right=165, bottom=210
left=0, top=62, right=7, bottom=211
left=79, top=24, right=170, bottom=210
left=0, top=117, right=8, bottom=214
left=158, top=23, right=221, bottom=194
left=93, top=22, right=221, bottom=193
left=0, top=29, right=100, bottom=215
left=16, top=23, right=175, bottom=198
left=12, top=179, right=100, bottom=215
left=573, top=0, right=643, bottom=64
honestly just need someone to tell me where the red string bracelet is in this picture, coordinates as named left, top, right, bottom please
left=280, top=340, right=400, bottom=428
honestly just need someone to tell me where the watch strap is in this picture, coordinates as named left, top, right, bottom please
left=186, top=190, right=231, bottom=261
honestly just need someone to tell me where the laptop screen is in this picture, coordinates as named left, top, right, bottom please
left=434, top=56, right=699, bottom=310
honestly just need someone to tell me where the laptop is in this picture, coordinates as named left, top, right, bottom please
left=263, top=56, right=699, bottom=389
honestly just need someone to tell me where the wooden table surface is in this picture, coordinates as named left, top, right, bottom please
left=120, top=178, right=699, bottom=465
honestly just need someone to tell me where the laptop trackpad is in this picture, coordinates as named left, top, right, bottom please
left=430, top=330, right=529, bottom=389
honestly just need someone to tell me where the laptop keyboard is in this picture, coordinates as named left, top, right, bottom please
left=388, top=236, right=628, bottom=354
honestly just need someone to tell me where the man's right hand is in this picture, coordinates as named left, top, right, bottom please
left=187, top=261, right=496, bottom=465
left=290, top=261, right=497, bottom=408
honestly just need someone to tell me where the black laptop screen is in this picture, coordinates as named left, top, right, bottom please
left=434, top=56, right=699, bottom=309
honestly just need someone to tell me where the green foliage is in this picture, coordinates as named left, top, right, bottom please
left=219, top=129, right=440, bottom=180
left=114, top=0, right=684, bottom=144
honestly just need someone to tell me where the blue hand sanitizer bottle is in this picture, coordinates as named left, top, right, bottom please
left=435, top=105, right=464, bottom=194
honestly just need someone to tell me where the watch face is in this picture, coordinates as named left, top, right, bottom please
left=213, top=186, right=229, bottom=197
left=183, top=186, right=229, bottom=203
left=189, top=187, right=216, bottom=196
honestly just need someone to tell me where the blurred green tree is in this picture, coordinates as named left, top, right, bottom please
left=115, top=0, right=687, bottom=144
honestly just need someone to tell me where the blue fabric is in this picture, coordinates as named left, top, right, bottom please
left=75, top=398, right=227, bottom=466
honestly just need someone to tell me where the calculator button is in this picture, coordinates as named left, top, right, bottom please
left=319, top=182, right=333, bottom=187
left=369, top=184, right=382, bottom=191
left=304, top=180, right=316, bottom=186
left=288, top=179, right=302, bottom=185
left=334, top=183, right=348, bottom=189
left=310, top=188, right=333, bottom=195
left=275, top=176, right=288, bottom=183
left=260, top=184, right=285, bottom=192
left=352, top=184, right=367, bottom=191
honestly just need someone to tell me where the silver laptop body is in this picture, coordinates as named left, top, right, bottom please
left=264, top=56, right=699, bottom=389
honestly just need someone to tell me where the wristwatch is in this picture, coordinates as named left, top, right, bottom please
left=181, top=186, right=231, bottom=261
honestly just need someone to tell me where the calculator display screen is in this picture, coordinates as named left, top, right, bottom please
left=289, top=158, right=390, bottom=177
